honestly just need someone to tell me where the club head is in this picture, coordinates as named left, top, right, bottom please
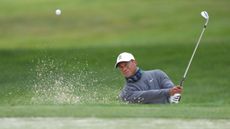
left=201, top=11, right=209, bottom=19
left=201, top=11, right=209, bottom=27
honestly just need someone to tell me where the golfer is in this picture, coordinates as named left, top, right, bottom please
left=115, top=52, right=182, bottom=104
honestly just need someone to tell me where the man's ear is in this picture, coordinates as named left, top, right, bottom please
left=132, top=60, right=137, bottom=66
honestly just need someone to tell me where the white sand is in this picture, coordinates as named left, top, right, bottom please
left=0, top=117, right=229, bottom=129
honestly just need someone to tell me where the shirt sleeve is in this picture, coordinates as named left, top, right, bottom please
left=155, top=69, right=175, bottom=89
left=120, top=86, right=170, bottom=104
left=128, top=89, right=170, bottom=103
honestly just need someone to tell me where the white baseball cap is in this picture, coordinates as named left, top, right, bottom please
left=115, top=52, right=135, bottom=68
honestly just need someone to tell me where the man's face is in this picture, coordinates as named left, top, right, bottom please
left=117, top=60, right=137, bottom=78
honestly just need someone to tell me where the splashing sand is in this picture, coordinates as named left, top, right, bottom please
left=30, top=58, right=98, bottom=104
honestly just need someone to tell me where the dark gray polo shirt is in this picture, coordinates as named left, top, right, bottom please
left=119, top=69, right=174, bottom=104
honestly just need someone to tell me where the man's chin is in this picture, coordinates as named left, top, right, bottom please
left=124, top=73, right=132, bottom=78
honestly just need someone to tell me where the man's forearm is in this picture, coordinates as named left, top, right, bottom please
left=124, top=89, right=170, bottom=104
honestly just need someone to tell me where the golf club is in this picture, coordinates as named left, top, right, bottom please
left=180, top=11, right=209, bottom=86
left=170, top=11, right=209, bottom=103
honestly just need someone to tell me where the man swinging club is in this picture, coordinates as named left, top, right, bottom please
left=115, top=52, right=182, bottom=104
left=115, top=11, right=209, bottom=104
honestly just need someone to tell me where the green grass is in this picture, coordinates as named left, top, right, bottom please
left=0, top=0, right=230, bottom=119
left=0, top=44, right=230, bottom=118
left=0, top=104, right=229, bottom=119
left=0, top=0, right=229, bottom=49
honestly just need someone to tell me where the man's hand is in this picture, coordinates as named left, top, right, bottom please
left=169, top=86, right=183, bottom=104
left=169, top=86, right=183, bottom=96
left=169, top=93, right=181, bottom=104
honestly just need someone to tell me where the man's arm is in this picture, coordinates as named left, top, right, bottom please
left=120, top=88, right=170, bottom=104
left=155, top=69, right=174, bottom=89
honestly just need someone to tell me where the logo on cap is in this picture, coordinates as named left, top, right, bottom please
left=118, top=55, right=122, bottom=60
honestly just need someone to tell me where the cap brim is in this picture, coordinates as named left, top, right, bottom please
left=114, top=60, right=131, bottom=68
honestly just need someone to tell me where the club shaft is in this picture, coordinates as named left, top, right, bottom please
left=180, top=26, right=207, bottom=86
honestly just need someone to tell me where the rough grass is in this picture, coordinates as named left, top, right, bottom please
left=0, top=104, right=230, bottom=119
left=0, top=44, right=230, bottom=119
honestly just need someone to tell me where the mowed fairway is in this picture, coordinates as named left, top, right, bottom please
left=0, top=0, right=230, bottom=129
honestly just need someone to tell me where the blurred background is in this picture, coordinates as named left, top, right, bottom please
left=0, top=0, right=229, bottom=106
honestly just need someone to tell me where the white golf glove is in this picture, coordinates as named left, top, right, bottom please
left=169, top=93, right=181, bottom=104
